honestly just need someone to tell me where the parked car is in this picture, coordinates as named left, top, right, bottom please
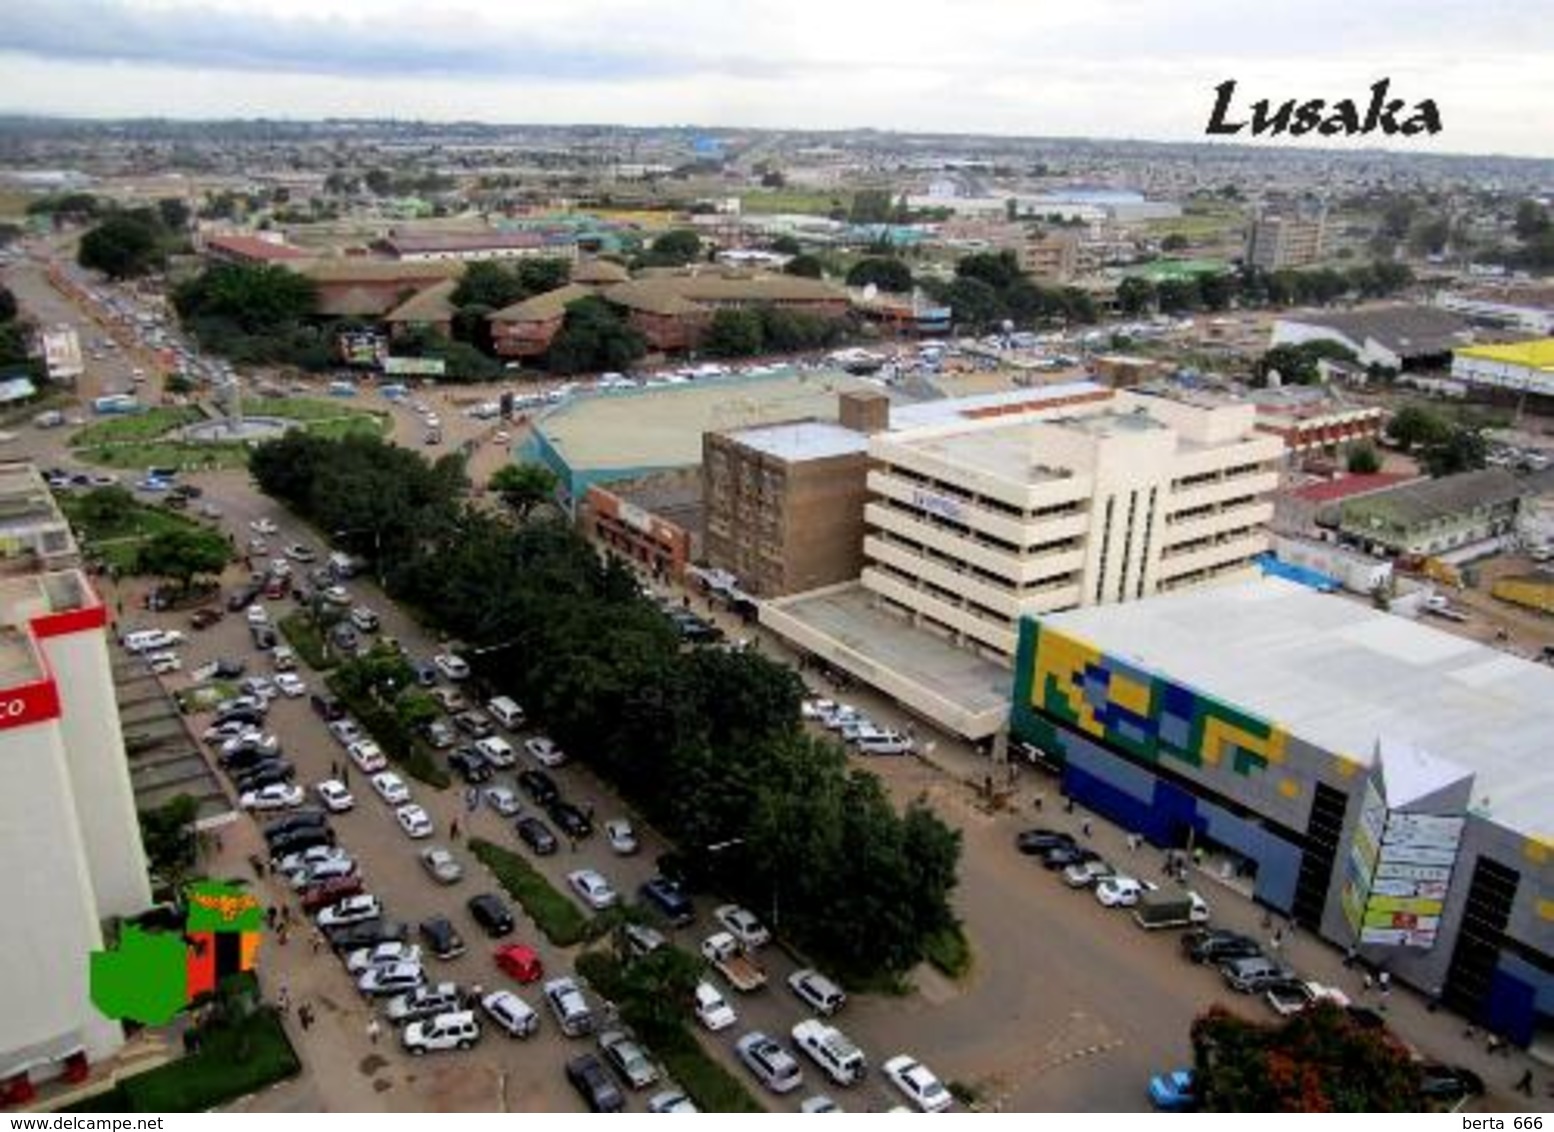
left=694, top=981, right=737, bottom=1032
left=348, top=606, right=379, bottom=632
left=240, top=783, right=304, bottom=811
left=454, top=709, right=494, bottom=739
left=348, top=739, right=387, bottom=774
left=401, top=1009, right=479, bottom=1054
left=483, top=786, right=521, bottom=816
left=419, top=845, right=463, bottom=885
left=647, top=1090, right=698, bottom=1114
left=1181, top=929, right=1263, bottom=966
left=372, top=771, right=411, bottom=806
left=481, top=989, right=539, bottom=1038
left=1095, top=876, right=1156, bottom=908
left=567, top=868, right=618, bottom=910
left=346, top=940, right=421, bottom=975
left=714, top=904, right=771, bottom=949
left=1015, top=828, right=1075, bottom=856
left=396, top=804, right=434, bottom=838
left=566, top=1054, right=625, bottom=1113
left=787, top=968, right=846, bottom=1017
left=1148, top=1068, right=1198, bottom=1112
left=517, top=769, right=560, bottom=806
left=326, top=919, right=407, bottom=954
left=433, top=653, right=470, bottom=681
left=468, top=893, right=515, bottom=937
left=300, top=875, right=364, bottom=914
left=604, top=820, right=638, bottom=855
left=1062, top=858, right=1116, bottom=888
left=1418, top=1063, right=1485, bottom=1103
left=639, top=876, right=694, bottom=927
left=317, top=894, right=382, bottom=929
left=422, top=719, right=457, bottom=749
left=1043, top=843, right=1101, bottom=870
left=419, top=916, right=467, bottom=961
left=493, top=943, right=544, bottom=984
left=548, top=800, right=593, bottom=840
left=516, top=816, right=558, bottom=856
left=524, top=736, right=566, bottom=767
left=1220, top=955, right=1294, bottom=994
left=882, top=1054, right=952, bottom=1112
left=736, top=1031, right=803, bottom=1094
left=387, top=982, right=463, bottom=1026
left=474, top=736, right=515, bottom=768
left=449, top=748, right=494, bottom=784
left=600, top=1029, right=659, bottom=1090
left=275, top=672, right=307, bottom=698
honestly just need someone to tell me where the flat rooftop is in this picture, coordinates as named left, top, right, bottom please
left=900, top=426, right=1070, bottom=487
left=763, top=583, right=1012, bottom=738
left=535, top=369, right=884, bottom=475
left=1047, top=577, right=1554, bottom=840
left=733, top=421, right=868, bottom=461
left=0, top=570, right=93, bottom=690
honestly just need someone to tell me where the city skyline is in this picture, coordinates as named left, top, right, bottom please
left=0, top=0, right=1550, bottom=159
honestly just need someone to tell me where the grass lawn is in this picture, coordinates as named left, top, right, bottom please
left=71, top=407, right=203, bottom=447
left=740, top=189, right=850, bottom=216
left=75, top=440, right=252, bottom=471
left=304, top=415, right=388, bottom=441
left=469, top=838, right=591, bottom=947
left=243, top=396, right=375, bottom=422
left=57, top=492, right=214, bottom=573
left=123, top=1008, right=299, bottom=1112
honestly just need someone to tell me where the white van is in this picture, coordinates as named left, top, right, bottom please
left=487, top=696, right=525, bottom=730
left=402, top=1010, right=481, bottom=1054
left=792, top=1019, right=867, bottom=1086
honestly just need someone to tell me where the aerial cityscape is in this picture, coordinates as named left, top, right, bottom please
left=0, top=0, right=1550, bottom=1117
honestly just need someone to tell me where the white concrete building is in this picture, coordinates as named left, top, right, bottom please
left=1450, top=339, right=1554, bottom=399
left=861, top=391, right=1282, bottom=659
left=0, top=465, right=151, bottom=1099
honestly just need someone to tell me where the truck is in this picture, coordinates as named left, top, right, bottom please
left=700, top=932, right=767, bottom=993
left=1133, top=889, right=1211, bottom=930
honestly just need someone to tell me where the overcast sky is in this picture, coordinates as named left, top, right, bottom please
left=0, top=0, right=1549, bottom=157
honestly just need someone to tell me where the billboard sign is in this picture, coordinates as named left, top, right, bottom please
left=382, top=356, right=447, bottom=377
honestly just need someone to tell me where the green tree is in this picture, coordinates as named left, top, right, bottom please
left=547, top=296, right=646, bottom=374
left=849, top=189, right=895, bottom=225
left=364, top=168, right=394, bottom=196
left=1513, top=200, right=1549, bottom=241
left=74, top=485, right=138, bottom=533
left=1192, top=1002, right=1421, bottom=1112
left=1421, top=425, right=1488, bottom=478
left=702, top=308, right=765, bottom=357
left=0, top=284, right=16, bottom=323
left=137, top=527, right=232, bottom=592
left=1255, top=341, right=1357, bottom=386
left=943, top=276, right=1004, bottom=332
left=1385, top=405, right=1451, bottom=451
left=137, top=794, right=200, bottom=885
left=172, top=262, right=318, bottom=333
left=845, top=257, right=913, bottom=294
left=1198, top=272, right=1234, bottom=311
left=451, top=261, right=527, bottom=309
left=1156, top=277, right=1202, bottom=313
left=78, top=212, right=168, bottom=279
left=156, top=197, right=191, bottom=231
left=647, top=229, right=702, bottom=267
left=1116, top=276, right=1156, bottom=316
left=1346, top=441, right=1381, bottom=475
left=1160, top=233, right=1190, bottom=252
left=782, top=253, right=824, bottom=279
left=956, top=250, right=1023, bottom=292
left=489, top=462, right=560, bottom=520
left=769, top=235, right=802, bottom=256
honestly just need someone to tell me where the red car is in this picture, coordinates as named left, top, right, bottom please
left=190, top=607, right=223, bottom=630
left=300, top=874, right=364, bottom=914
left=493, top=943, right=543, bottom=984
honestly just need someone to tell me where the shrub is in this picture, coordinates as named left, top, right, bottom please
left=277, top=614, right=336, bottom=671
left=923, top=922, right=972, bottom=979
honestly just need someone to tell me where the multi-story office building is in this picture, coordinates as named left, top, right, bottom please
left=861, top=391, right=1283, bottom=659
left=0, top=464, right=151, bottom=1101
left=1246, top=210, right=1326, bottom=271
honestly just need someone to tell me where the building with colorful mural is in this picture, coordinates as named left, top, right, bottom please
left=1010, top=576, right=1552, bottom=1047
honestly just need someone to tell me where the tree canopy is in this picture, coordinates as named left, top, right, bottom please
left=642, top=229, right=703, bottom=267
left=702, top=308, right=766, bottom=358
left=845, top=257, right=913, bottom=294
left=78, top=211, right=169, bottom=279
left=172, top=262, right=318, bottom=334
left=1192, top=1003, right=1421, bottom=1112
left=783, top=253, right=825, bottom=279
left=136, top=527, right=232, bottom=592
left=450, top=258, right=571, bottom=310
left=546, top=296, right=646, bottom=374
left=1255, top=341, right=1358, bottom=386
left=488, top=462, right=560, bottom=520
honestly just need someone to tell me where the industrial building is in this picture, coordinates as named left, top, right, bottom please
left=1271, top=305, right=1475, bottom=371
left=762, top=385, right=1284, bottom=737
left=1436, top=285, right=1554, bottom=336
left=1331, top=468, right=1528, bottom=558
left=1451, top=339, right=1554, bottom=400
left=0, top=465, right=151, bottom=1101
left=1009, top=576, right=1552, bottom=1046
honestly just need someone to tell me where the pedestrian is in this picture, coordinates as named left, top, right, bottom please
left=341, top=765, right=349, bottom=788
left=465, top=787, right=477, bottom=812
left=1193, top=846, right=1205, bottom=868
left=277, top=922, right=289, bottom=946
left=585, top=804, right=595, bottom=824
left=282, top=904, right=293, bottom=926
left=1032, top=792, right=1044, bottom=812
left=266, top=906, right=278, bottom=931
left=1515, top=1069, right=1533, bottom=1096
left=1487, top=1033, right=1505, bottom=1056
left=311, top=929, right=324, bottom=955
left=1362, top=971, right=1374, bottom=994
left=1343, top=945, right=1357, bottom=969
left=569, top=836, right=578, bottom=853
left=213, top=832, right=224, bottom=854
left=1378, top=969, right=1391, bottom=995
left=1127, top=833, right=1141, bottom=852
left=1270, top=928, right=1284, bottom=952
left=367, top=1018, right=380, bottom=1046
left=1081, top=819, right=1092, bottom=838
left=1063, top=796, right=1076, bottom=815
left=251, top=855, right=267, bottom=880
left=277, top=985, right=290, bottom=1015
left=450, top=819, right=460, bottom=842
left=298, top=1004, right=314, bottom=1032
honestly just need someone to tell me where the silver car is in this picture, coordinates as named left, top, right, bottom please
left=419, top=846, right=463, bottom=885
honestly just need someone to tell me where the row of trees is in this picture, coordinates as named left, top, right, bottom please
left=700, top=304, right=851, bottom=359
left=169, top=262, right=325, bottom=368
left=249, top=432, right=963, bottom=977
left=1117, top=261, right=1414, bottom=317
left=0, top=283, right=39, bottom=376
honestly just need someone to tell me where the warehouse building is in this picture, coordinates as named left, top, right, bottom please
left=1010, top=576, right=1552, bottom=1046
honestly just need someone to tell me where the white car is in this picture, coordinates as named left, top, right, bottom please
left=358, top=962, right=425, bottom=998
left=287, top=856, right=356, bottom=890
left=250, top=518, right=278, bottom=535
left=474, top=736, right=515, bottom=768
left=854, top=729, right=915, bottom=756
left=397, top=804, right=434, bottom=839
left=221, top=731, right=279, bottom=759
left=714, top=904, right=771, bottom=949
left=1095, top=875, right=1156, bottom=908
left=329, top=719, right=364, bottom=747
left=566, top=868, right=617, bottom=910
left=315, top=779, right=355, bottom=813
left=433, top=653, right=470, bottom=681
left=419, top=845, right=464, bottom=885
left=524, top=736, right=566, bottom=767
left=483, top=786, right=521, bottom=816
left=277, top=845, right=347, bottom=875
left=239, top=783, right=304, bottom=811
left=316, top=894, right=382, bottom=929
left=122, top=629, right=185, bottom=653
left=274, top=672, right=307, bottom=697
left=372, top=771, right=411, bottom=806
left=346, top=941, right=421, bottom=975
left=883, top=1055, right=952, bottom=1112
left=348, top=739, right=387, bottom=773
left=245, top=605, right=270, bottom=626
left=605, top=820, right=638, bottom=855
left=647, top=1090, right=698, bottom=1114
left=480, top=990, right=539, bottom=1038
left=693, top=981, right=737, bottom=1032
left=146, top=651, right=181, bottom=674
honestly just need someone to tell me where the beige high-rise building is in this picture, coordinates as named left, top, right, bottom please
left=1247, top=211, right=1326, bottom=271
left=859, top=391, right=1283, bottom=659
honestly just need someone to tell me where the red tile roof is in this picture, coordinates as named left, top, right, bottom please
left=1290, top=473, right=1417, bottom=504
left=205, top=234, right=308, bottom=261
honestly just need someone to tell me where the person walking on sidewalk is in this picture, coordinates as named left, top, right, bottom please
left=366, top=1018, right=380, bottom=1046
left=1515, top=1069, right=1534, bottom=1096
